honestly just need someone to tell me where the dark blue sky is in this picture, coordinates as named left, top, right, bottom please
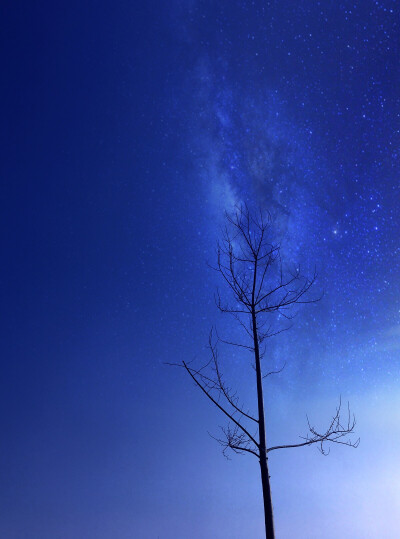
left=1, top=1, right=400, bottom=537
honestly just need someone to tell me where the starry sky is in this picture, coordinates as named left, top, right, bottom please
left=1, top=1, right=400, bottom=538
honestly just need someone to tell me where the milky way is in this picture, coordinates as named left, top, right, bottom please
left=173, top=1, right=400, bottom=388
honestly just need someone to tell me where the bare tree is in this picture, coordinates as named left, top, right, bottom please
left=169, top=205, right=358, bottom=539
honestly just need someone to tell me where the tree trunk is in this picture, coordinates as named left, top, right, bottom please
left=259, top=449, right=275, bottom=539
left=252, top=312, right=275, bottom=539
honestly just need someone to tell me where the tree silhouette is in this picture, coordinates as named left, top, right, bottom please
left=169, top=205, right=359, bottom=538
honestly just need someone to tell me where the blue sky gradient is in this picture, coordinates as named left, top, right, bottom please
left=1, top=1, right=400, bottom=537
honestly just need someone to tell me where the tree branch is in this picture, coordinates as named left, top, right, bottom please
left=267, top=399, right=359, bottom=455
left=182, top=360, right=259, bottom=448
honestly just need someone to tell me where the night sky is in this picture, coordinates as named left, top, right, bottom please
left=2, top=1, right=400, bottom=538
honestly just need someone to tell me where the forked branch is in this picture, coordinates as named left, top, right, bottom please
left=181, top=360, right=259, bottom=449
left=267, top=398, right=359, bottom=455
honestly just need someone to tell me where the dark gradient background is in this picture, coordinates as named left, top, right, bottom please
left=1, top=1, right=399, bottom=538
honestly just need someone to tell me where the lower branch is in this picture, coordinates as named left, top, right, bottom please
left=267, top=398, right=359, bottom=455
left=209, top=424, right=260, bottom=459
